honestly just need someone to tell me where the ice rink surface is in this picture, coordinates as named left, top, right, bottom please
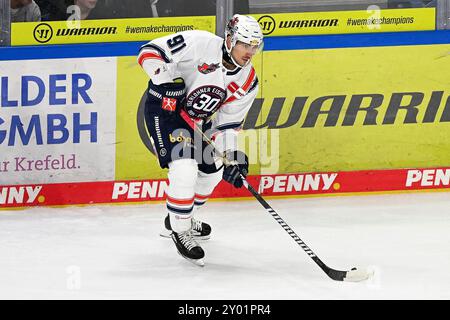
left=1, top=191, right=449, bottom=300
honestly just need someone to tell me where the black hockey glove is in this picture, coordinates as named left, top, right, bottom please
left=147, top=79, right=186, bottom=119
left=222, top=150, right=249, bottom=188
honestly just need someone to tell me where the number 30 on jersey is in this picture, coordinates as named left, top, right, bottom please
left=185, top=86, right=226, bottom=119
left=193, top=94, right=221, bottom=112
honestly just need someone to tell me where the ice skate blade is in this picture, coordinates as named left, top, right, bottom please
left=160, top=229, right=210, bottom=241
left=177, top=251, right=205, bottom=267
left=192, top=234, right=211, bottom=241
left=160, top=229, right=172, bottom=238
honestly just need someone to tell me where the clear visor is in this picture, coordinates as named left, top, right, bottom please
left=235, top=40, right=263, bottom=55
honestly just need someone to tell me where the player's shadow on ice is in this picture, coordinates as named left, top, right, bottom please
left=104, top=251, right=284, bottom=279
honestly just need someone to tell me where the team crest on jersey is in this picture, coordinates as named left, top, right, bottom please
left=162, top=97, right=177, bottom=111
left=197, top=63, right=220, bottom=74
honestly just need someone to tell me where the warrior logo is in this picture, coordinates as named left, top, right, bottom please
left=197, top=63, right=220, bottom=74
left=33, top=23, right=53, bottom=43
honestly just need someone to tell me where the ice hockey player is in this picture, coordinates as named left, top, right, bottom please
left=137, top=14, right=263, bottom=266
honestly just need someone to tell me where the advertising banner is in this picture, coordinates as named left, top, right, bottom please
left=2, top=38, right=450, bottom=208
left=115, top=56, right=160, bottom=180
left=11, top=16, right=215, bottom=46
left=248, top=44, right=450, bottom=173
left=0, top=57, right=117, bottom=185
left=2, top=166, right=450, bottom=207
left=252, top=8, right=435, bottom=36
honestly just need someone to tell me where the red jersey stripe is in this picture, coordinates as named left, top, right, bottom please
left=223, top=67, right=256, bottom=105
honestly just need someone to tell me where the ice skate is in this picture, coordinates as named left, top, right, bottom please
left=171, top=230, right=205, bottom=267
left=160, top=214, right=211, bottom=240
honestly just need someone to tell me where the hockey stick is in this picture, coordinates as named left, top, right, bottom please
left=238, top=179, right=370, bottom=282
left=187, top=118, right=371, bottom=282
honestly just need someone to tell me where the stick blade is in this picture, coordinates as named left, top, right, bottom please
left=343, top=267, right=372, bottom=282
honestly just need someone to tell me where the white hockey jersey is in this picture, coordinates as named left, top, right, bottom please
left=137, top=30, right=259, bottom=152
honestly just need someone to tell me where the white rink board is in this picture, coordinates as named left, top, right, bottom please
left=0, top=192, right=450, bottom=299
left=0, top=57, right=117, bottom=184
